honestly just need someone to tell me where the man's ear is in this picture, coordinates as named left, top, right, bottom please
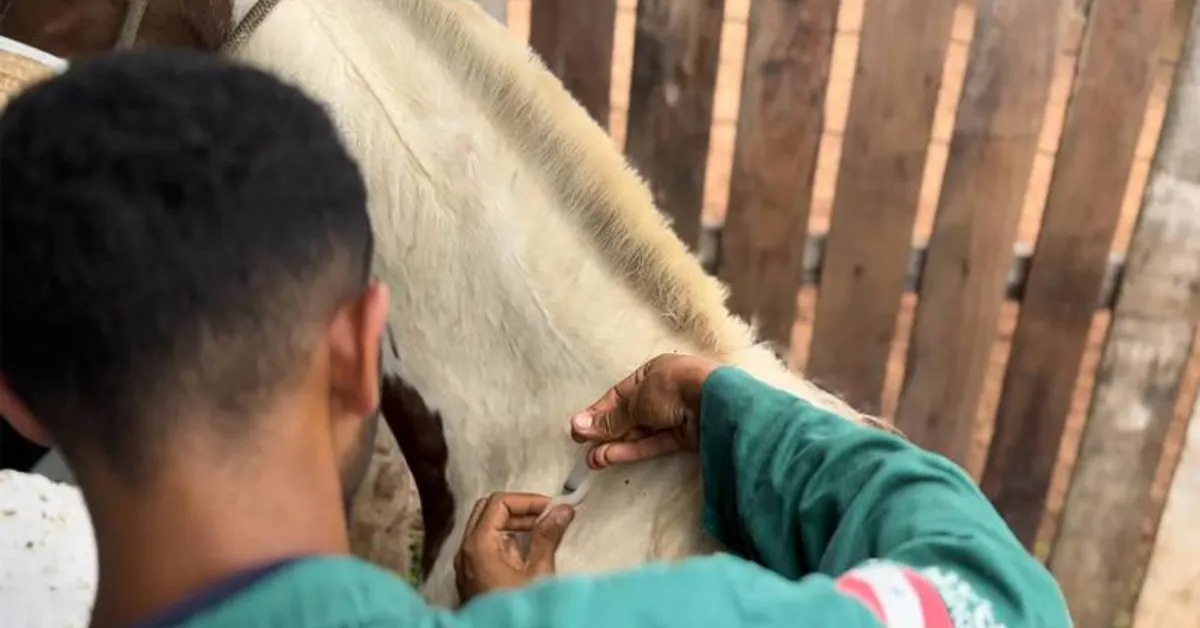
left=0, top=375, right=53, bottom=446
left=327, top=281, right=391, bottom=417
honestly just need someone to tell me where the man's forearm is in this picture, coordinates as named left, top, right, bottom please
left=693, top=366, right=1071, bottom=626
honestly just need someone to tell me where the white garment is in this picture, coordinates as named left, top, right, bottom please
left=0, top=470, right=97, bottom=628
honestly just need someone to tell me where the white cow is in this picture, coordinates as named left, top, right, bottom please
left=0, top=0, right=877, bottom=619
left=223, top=0, right=867, bottom=605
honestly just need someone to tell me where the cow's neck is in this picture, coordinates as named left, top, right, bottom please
left=222, top=0, right=654, bottom=578
left=224, top=0, right=849, bottom=604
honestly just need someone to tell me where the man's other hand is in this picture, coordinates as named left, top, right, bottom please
left=454, top=492, right=575, bottom=603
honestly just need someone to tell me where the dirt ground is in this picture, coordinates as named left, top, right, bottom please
left=505, top=0, right=1200, bottom=621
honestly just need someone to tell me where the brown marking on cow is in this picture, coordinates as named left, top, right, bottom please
left=0, top=0, right=233, bottom=57
left=380, top=375, right=454, bottom=577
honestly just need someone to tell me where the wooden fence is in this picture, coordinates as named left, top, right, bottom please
left=492, top=0, right=1200, bottom=626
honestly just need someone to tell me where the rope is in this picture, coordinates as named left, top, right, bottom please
left=114, top=0, right=283, bottom=54
left=220, top=0, right=287, bottom=55
left=114, top=0, right=149, bottom=49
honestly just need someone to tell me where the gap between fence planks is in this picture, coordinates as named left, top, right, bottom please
left=1048, top=3, right=1200, bottom=624
left=717, top=0, right=840, bottom=351
left=528, top=0, right=616, bottom=125
left=623, top=0, right=726, bottom=250
left=475, top=0, right=508, bottom=22
left=980, top=0, right=1178, bottom=548
left=894, top=0, right=1063, bottom=465
left=802, top=0, right=958, bottom=413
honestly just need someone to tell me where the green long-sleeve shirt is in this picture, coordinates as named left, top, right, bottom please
left=153, top=366, right=1071, bottom=627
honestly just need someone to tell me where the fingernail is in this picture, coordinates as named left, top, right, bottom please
left=553, top=505, right=574, bottom=523
left=571, top=412, right=593, bottom=431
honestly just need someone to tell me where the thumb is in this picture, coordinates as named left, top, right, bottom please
left=571, top=388, right=631, bottom=442
left=572, top=371, right=641, bottom=442
left=526, top=505, right=574, bottom=573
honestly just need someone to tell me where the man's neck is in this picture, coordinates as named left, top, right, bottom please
left=82, top=451, right=350, bottom=628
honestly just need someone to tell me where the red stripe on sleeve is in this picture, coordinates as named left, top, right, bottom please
left=899, top=567, right=955, bottom=628
left=836, top=574, right=888, bottom=623
left=835, top=561, right=961, bottom=627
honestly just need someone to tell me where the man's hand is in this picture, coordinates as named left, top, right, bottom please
left=455, top=492, right=575, bottom=603
left=570, top=354, right=720, bottom=469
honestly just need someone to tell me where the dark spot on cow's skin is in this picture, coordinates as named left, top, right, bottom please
left=380, top=375, right=454, bottom=578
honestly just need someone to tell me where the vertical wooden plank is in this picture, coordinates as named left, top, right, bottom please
left=980, top=0, right=1177, bottom=547
left=893, top=0, right=1063, bottom=463
left=801, top=0, right=957, bottom=411
left=1049, top=7, right=1200, bottom=625
left=475, top=0, right=508, bottom=22
left=529, top=0, right=617, bottom=125
left=624, top=0, right=726, bottom=250
left=717, top=0, right=840, bottom=350
left=1134, top=389, right=1200, bottom=628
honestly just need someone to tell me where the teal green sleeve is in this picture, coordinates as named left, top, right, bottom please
left=439, top=556, right=880, bottom=627
left=696, top=366, right=1070, bottom=626
left=186, top=555, right=880, bottom=628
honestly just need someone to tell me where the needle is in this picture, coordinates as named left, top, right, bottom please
left=560, top=453, right=592, bottom=495
left=536, top=451, right=596, bottom=524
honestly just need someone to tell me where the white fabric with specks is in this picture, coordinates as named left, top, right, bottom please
left=0, top=470, right=96, bottom=628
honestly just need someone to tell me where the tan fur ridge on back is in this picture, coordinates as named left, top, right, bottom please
left=399, top=0, right=753, bottom=357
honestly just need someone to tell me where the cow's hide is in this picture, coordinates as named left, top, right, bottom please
left=0, top=0, right=869, bottom=615
left=226, top=0, right=865, bottom=607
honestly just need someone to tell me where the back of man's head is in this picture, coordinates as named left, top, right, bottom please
left=0, top=49, right=374, bottom=483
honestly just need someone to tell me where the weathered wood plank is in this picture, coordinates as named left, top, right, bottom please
left=528, top=0, right=617, bottom=125
left=713, top=229, right=1129, bottom=309
left=803, top=0, right=957, bottom=412
left=1048, top=7, right=1200, bottom=625
left=980, top=0, right=1177, bottom=547
left=1134, top=388, right=1200, bottom=628
left=894, top=0, right=1063, bottom=463
left=624, top=0, right=726, bottom=250
left=717, top=0, right=840, bottom=350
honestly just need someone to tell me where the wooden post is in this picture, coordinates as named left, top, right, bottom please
left=1048, top=6, right=1200, bottom=625
left=717, top=0, right=840, bottom=350
left=894, top=0, right=1062, bottom=464
left=980, top=0, right=1177, bottom=548
left=528, top=0, right=617, bottom=125
left=475, top=0, right=507, bottom=23
left=802, top=0, right=957, bottom=412
left=624, top=0, right=726, bottom=250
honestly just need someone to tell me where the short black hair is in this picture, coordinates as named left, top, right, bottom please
left=0, top=49, right=373, bottom=481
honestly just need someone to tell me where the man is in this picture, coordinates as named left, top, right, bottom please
left=1, top=50, right=1070, bottom=627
